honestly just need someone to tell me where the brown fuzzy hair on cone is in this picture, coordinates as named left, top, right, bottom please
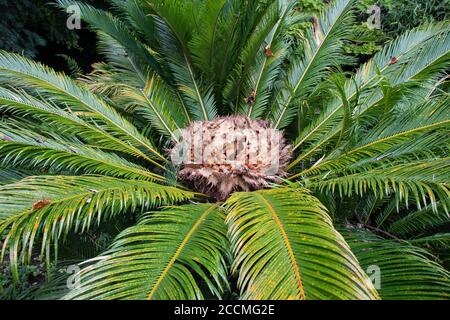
left=170, top=116, right=291, bottom=200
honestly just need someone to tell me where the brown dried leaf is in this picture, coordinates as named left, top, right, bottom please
left=32, top=199, right=52, bottom=211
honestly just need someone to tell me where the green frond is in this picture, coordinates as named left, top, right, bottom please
left=188, top=0, right=228, bottom=75
left=0, top=87, right=164, bottom=160
left=206, top=0, right=267, bottom=103
left=223, top=0, right=285, bottom=111
left=0, top=175, right=194, bottom=279
left=294, top=96, right=450, bottom=178
left=342, top=228, right=450, bottom=300
left=56, top=0, right=163, bottom=77
left=270, top=0, right=355, bottom=129
left=151, top=2, right=217, bottom=121
left=79, top=62, right=128, bottom=97
left=63, top=203, right=229, bottom=300
left=388, top=203, right=450, bottom=236
left=147, top=0, right=198, bottom=44
left=354, top=25, right=450, bottom=118
left=290, top=22, right=450, bottom=163
left=236, top=0, right=295, bottom=118
left=0, top=51, right=167, bottom=166
left=311, top=158, right=450, bottom=213
left=108, top=0, right=159, bottom=47
left=225, top=188, right=379, bottom=300
left=122, top=75, right=187, bottom=141
left=0, top=122, right=164, bottom=182
left=406, top=233, right=450, bottom=248
left=93, top=31, right=150, bottom=90
left=0, top=166, right=33, bottom=185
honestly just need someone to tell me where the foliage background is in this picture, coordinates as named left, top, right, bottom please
left=1, top=0, right=448, bottom=71
left=0, top=0, right=106, bottom=72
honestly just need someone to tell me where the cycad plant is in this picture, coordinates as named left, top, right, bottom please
left=0, top=0, right=449, bottom=300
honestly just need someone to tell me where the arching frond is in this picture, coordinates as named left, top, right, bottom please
left=0, top=175, right=194, bottom=279
left=354, top=27, right=450, bottom=117
left=63, top=204, right=229, bottom=300
left=0, top=87, right=163, bottom=160
left=188, top=0, right=229, bottom=75
left=311, top=158, right=450, bottom=214
left=79, top=62, right=128, bottom=98
left=388, top=203, right=450, bottom=236
left=122, top=75, right=187, bottom=141
left=0, top=123, right=164, bottom=182
left=108, top=0, right=159, bottom=47
left=206, top=0, right=270, bottom=105
left=270, top=0, right=355, bottom=129
left=224, top=0, right=286, bottom=112
left=0, top=166, right=33, bottom=185
left=293, top=96, right=450, bottom=178
left=0, top=51, right=167, bottom=165
left=225, top=188, right=379, bottom=300
left=342, top=228, right=450, bottom=300
left=290, top=22, right=450, bottom=163
left=93, top=31, right=149, bottom=90
left=151, top=2, right=217, bottom=121
left=237, top=0, right=296, bottom=118
left=56, top=0, right=163, bottom=77
left=406, top=233, right=450, bottom=248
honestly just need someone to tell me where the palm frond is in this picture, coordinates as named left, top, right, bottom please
left=406, top=233, right=450, bottom=247
left=293, top=96, right=450, bottom=178
left=311, top=158, right=450, bottom=213
left=0, top=166, right=33, bottom=185
left=63, top=203, right=229, bottom=300
left=270, top=0, right=355, bottom=129
left=108, top=0, right=159, bottom=47
left=188, top=0, right=228, bottom=75
left=225, top=188, right=379, bottom=300
left=290, top=22, right=450, bottom=163
left=151, top=1, right=217, bottom=121
left=0, top=175, right=194, bottom=279
left=121, top=75, right=187, bottom=141
left=0, top=122, right=164, bottom=182
left=223, top=0, right=286, bottom=112
left=0, top=51, right=167, bottom=166
left=238, top=0, right=296, bottom=118
left=93, top=31, right=150, bottom=90
left=342, top=228, right=450, bottom=300
left=0, top=87, right=165, bottom=160
left=388, top=203, right=450, bottom=236
left=208, top=0, right=266, bottom=105
left=56, top=0, right=163, bottom=77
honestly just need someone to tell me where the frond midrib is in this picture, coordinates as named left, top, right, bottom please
left=273, top=0, right=353, bottom=129
left=291, top=26, right=449, bottom=151
left=0, top=140, right=164, bottom=182
left=293, top=118, right=450, bottom=178
left=254, top=192, right=306, bottom=299
left=155, top=12, right=211, bottom=121
left=0, top=64, right=168, bottom=165
left=0, top=94, right=160, bottom=162
left=146, top=204, right=219, bottom=299
left=0, top=179, right=169, bottom=228
left=140, top=88, right=180, bottom=142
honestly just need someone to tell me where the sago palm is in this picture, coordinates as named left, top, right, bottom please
left=0, top=0, right=449, bottom=300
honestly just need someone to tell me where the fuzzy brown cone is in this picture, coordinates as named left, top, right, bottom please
left=170, top=116, right=291, bottom=200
